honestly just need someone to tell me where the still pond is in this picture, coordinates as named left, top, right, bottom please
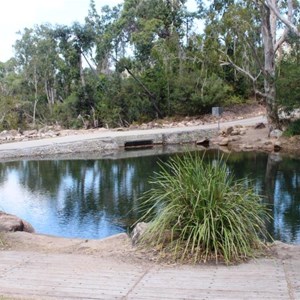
left=0, top=150, right=299, bottom=244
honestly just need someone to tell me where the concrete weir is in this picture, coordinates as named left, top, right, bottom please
left=0, top=116, right=266, bottom=160
left=0, top=126, right=218, bottom=161
left=114, top=127, right=216, bottom=147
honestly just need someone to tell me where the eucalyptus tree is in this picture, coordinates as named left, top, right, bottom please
left=200, top=0, right=300, bottom=127
left=121, top=0, right=186, bottom=61
left=84, top=0, right=190, bottom=121
left=114, top=0, right=210, bottom=118
left=85, top=1, right=123, bottom=72
left=51, top=22, right=101, bottom=125
left=14, top=25, right=60, bottom=124
left=53, top=24, right=91, bottom=93
left=259, top=0, right=300, bottom=125
left=0, top=60, right=17, bottom=96
left=0, top=58, right=28, bottom=129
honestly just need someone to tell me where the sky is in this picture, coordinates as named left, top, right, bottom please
left=0, top=0, right=198, bottom=62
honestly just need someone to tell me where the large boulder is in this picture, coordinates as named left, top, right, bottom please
left=0, top=211, right=34, bottom=233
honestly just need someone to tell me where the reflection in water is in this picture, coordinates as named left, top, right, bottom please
left=0, top=156, right=166, bottom=239
left=223, top=152, right=300, bottom=244
left=0, top=151, right=299, bottom=243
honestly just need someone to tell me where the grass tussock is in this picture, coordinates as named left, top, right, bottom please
left=137, top=152, right=270, bottom=264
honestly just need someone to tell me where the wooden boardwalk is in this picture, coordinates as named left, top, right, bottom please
left=0, top=250, right=299, bottom=299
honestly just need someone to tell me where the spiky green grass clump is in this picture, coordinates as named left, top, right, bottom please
left=138, top=152, right=270, bottom=264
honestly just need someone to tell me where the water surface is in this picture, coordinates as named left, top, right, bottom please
left=0, top=150, right=299, bottom=243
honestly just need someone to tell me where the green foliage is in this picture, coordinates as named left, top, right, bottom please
left=95, top=101, right=122, bottom=128
left=283, top=119, right=300, bottom=137
left=0, top=95, right=25, bottom=131
left=169, top=73, right=233, bottom=115
left=138, top=152, right=269, bottom=264
left=224, top=95, right=244, bottom=106
left=199, top=75, right=232, bottom=108
left=53, top=93, right=80, bottom=128
left=2, top=0, right=298, bottom=128
left=277, top=61, right=300, bottom=109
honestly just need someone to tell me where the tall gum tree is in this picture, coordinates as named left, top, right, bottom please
left=260, top=0, right=300, bottom=126
left=201, top=0, right=300, bottom=127
left=263, top=0, right=300, bottom=126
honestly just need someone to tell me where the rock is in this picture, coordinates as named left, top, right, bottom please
left=114, top=127, right=126, bottom=132
left=229, top=136, right=241, bottom=142
left=186, top=121, right=195, bottom=126
left=219, top=130, right=226, bottom=136
left=23, top=130, right=38, bottom=137
left=0, top=212, right=22, bottom=232
left=131, top=222, right=148, bottom=245
left=0, top=130, right=8, bottom=136
left=226, top=126, right=234, bottom=135
left=263, top=145, right=274, bottom=151
left=38, top=126, right=50, bottom=134
left=269, top=129, right=283, bottom=139
left=255, top=122, right=266, bottom=129
left=9, top=129, right=19, bottom=136
left=274, top=141, right=282, bottom=152
left=196, top=138, right=209, bottom=147
left=22, top=220, right=35, bottom=233
left=0, top=130, right=19, bottom=139
left=0, top=211, right=35, bottom=233
left=230, top=130, right=240, bottom=136
left=219, top=138, right=229, bottom=146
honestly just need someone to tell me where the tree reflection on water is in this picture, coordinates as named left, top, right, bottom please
left=0, top=151, right=299, bottom=243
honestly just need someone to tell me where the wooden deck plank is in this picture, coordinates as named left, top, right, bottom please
left=0, top=287, right=124, bottom=300
left=0, top=250, right=298, bottom=300
left=128, top=286, right=288, bottom=300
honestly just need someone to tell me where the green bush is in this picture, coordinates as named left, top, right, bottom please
left=137, top=152, right=269, bottom=264
left=277, top=61, right=300, bottom=109
left=95, top=101, right=122, bottom=128
left=52, top=93, right=80, bottom=128
left=283, top=119, right=300, bottom=137
left=0, top=95, right=25, bottom=130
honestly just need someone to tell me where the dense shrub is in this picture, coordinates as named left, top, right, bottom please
left=283, top=119, right=300, bottom=137
left=277, top=61, right=300, bottom=109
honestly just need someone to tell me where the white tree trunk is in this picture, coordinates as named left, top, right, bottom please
left=33, top=64, right=38, bottom=126
left=263, top=0, right=300, bottom=126
left=261, top=1, right=280, bottom=126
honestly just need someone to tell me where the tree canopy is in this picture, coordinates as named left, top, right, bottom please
left=0, top=0, right=299, bottom=130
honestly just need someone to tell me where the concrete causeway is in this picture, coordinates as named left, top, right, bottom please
left=0, top=116, right=266, bottom=160
left=0, top=247, right=299, bottom=300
